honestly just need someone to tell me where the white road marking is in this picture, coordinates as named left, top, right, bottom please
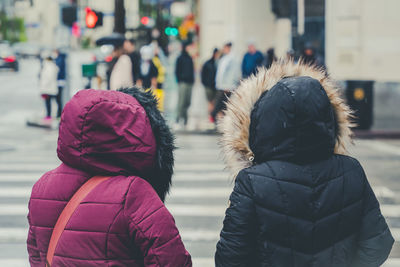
left=375, top=186, right=396, bottom=199
left=170, top=187, right=232, bottom=197
left=381, top=205, right=400, bottom=218
left=0, top=171, right=230, bottom=183
left=0, top=186, right=233, bottom=198
left=0, top=256, right=397, bottom=267
left=361, top=140, right=400, bottom=156
left=0, top=258, right=217, bottom=267
left=0, top=227, right=221, bottom=243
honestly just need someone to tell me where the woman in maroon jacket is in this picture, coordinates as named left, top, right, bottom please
left=27, top=88, right=192, bottom=266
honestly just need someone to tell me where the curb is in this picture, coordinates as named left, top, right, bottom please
left=354, top=130, right=400, bottom=139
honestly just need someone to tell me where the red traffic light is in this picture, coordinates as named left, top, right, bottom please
left=141, top=16, right=150, bottom=25
left=86, top=9, right=98, bottom=28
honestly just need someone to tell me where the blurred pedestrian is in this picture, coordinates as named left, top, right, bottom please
left=152, top=46, right=166, bottom=111
left=39, top=56, right=59, bottom=121
left=175, top=42, right=194, bottom=128
left=264, top=47, right=277, bottom=69
left=137, top=45, right=158, bottom=90
left=285, top=48, right=295, bottom=62
left=201, top=48, right=220, bottom=122
left=241, top=41, right=263, bottom=78
left=123, top=39, right=141, bottom=83
left=301, top=45, right=325, bottom=69
left=216, top=61, right=394, bottom=267
left=212, top=42, right=241, bottom=122
left=109, top=46, right=134, bottom=91
left=27, top=88, right=192, bottom=266
left=55, top=50, right=66, bottom=118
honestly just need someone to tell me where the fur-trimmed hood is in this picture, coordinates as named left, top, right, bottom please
left=219, top=60, right=353, bottom=178
left=58, top=88, right=174, bottom=202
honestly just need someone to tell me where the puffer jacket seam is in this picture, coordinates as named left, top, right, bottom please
left=247, top=165, right=358, bottom=188
left=122, top=177, right=163, bottom=266
left=105, top=207, right=124, bottom=262
left=253, top=196, right=362, bottom=223
left=274, top=178, right=295, bottom=265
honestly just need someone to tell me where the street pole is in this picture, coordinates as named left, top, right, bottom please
left=114, top=0, right=126, bottom=34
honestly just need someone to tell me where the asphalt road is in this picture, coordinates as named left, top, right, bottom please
left=0, top=59, right=399, bottom=266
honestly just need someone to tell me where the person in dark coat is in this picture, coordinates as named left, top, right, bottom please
left=241, top=42, right=264, bottom=78
left=175, top=42, right=194, bottom=127
left=55, top=50, right=66, bottom=118
left=201, top=48, right=220, bottom=120
left=264, top=47, right=277, bottom=69
left=124, top=39, right=141, bottom=84
left=216, top=61, right=394, bottom=267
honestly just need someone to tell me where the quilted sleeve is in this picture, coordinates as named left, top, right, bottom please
left=27, top=201, right=43, bottom=267
left=124, top=177, right=192, bottom=267
left=352, top=166, right=394, bottom=267
left=215, top=170, right=257, bottom=267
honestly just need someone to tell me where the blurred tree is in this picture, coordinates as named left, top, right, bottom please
left=114, top=0, right=126, bottom=34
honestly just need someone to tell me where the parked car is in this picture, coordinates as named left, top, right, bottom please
left=0, top=43, right=19, bottom=71
left=12, top=42, right=42, bottom=59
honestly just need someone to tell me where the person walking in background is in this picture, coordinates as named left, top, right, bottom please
left=137, top=45, right=158, bottom=90
left=201, top=48, right=220, bottom=122
left=109, top=46, right=134, bottom=91
left=175, top=42, right=194, bottom=129
left=215, top=61, right=394, bottom=267
left=123, top=39, right=141, bottom=84
left=54, top=50, right=66, bottom=118
left=27, top=88, right=192, bottom=266
left=152, top=46, right=167, bottom=111
left=241, top=41, right=264, bottom=78
left=264, top=47, right=277, bottom=69
left=212, top=42, right=241, bottom=122
left=39, top=56, right=59, bottom=121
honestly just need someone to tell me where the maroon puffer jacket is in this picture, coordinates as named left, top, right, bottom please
left=27, top=89, right=192, bottom=266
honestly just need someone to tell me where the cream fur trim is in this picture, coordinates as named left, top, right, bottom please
left=219, top=60, right=354, bottom=178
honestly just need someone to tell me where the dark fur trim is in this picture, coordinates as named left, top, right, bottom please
left=118, top=87, right=175, bottom=202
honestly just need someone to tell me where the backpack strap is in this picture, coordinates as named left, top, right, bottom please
left=46, top=176, right=111, bottom=266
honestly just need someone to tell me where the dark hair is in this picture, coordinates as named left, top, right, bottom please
left=225, top=42, right=233, bottom=48
left=128, top=39, right=136, bottom=45
left=213, top=48, right=219, bottom=55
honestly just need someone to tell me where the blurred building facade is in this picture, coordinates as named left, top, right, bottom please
left=198, top=0, right=290, bottom=61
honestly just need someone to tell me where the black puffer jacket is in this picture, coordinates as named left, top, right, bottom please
left=216, top=62, right=394, bottom=267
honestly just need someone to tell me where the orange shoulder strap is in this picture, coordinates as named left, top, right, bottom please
left=46, top=176, right=111, bottom=267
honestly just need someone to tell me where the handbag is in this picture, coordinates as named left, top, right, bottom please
left=46, top=176, right=111, bottom=267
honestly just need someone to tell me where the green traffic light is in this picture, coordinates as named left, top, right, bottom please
left=165, top=27, right=178, bottom=36
left=171, top=28, right=178, bottom=36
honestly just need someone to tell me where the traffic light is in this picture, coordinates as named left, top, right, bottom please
left=141, top=16, right=150, bottom=26
left=165, top=27, right=178, bottom=36
left=61, top=6, right=77, bottom=27
left=85, top=7, right=103, bottom=28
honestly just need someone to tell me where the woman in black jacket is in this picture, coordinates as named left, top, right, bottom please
left=216, top=60, right=394, bottom=267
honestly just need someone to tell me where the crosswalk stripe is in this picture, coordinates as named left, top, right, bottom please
left=0, top=258, right=217, bottom=267
left=374, top=186, right=396, bottom=199
left=0, top=163, right=226, bottom=173
left=3, top=203, right=400, bottom=220
left=0, top=185, right=396, bottom=201
left=0, top=187, right=233, bottom=198
left=0, top=256, right=398, bottom=267
left=361, top=140, right=400, bottom=156
left=0, top=227, right=221, bottom=243
left=0, top=171, right=229, bottom=182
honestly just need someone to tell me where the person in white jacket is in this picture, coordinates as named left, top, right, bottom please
left=40, top=57, right=59, bottom=120
left=212, top=42, right=241, bottom=121
left=109, top=47, right=134, bottom=91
